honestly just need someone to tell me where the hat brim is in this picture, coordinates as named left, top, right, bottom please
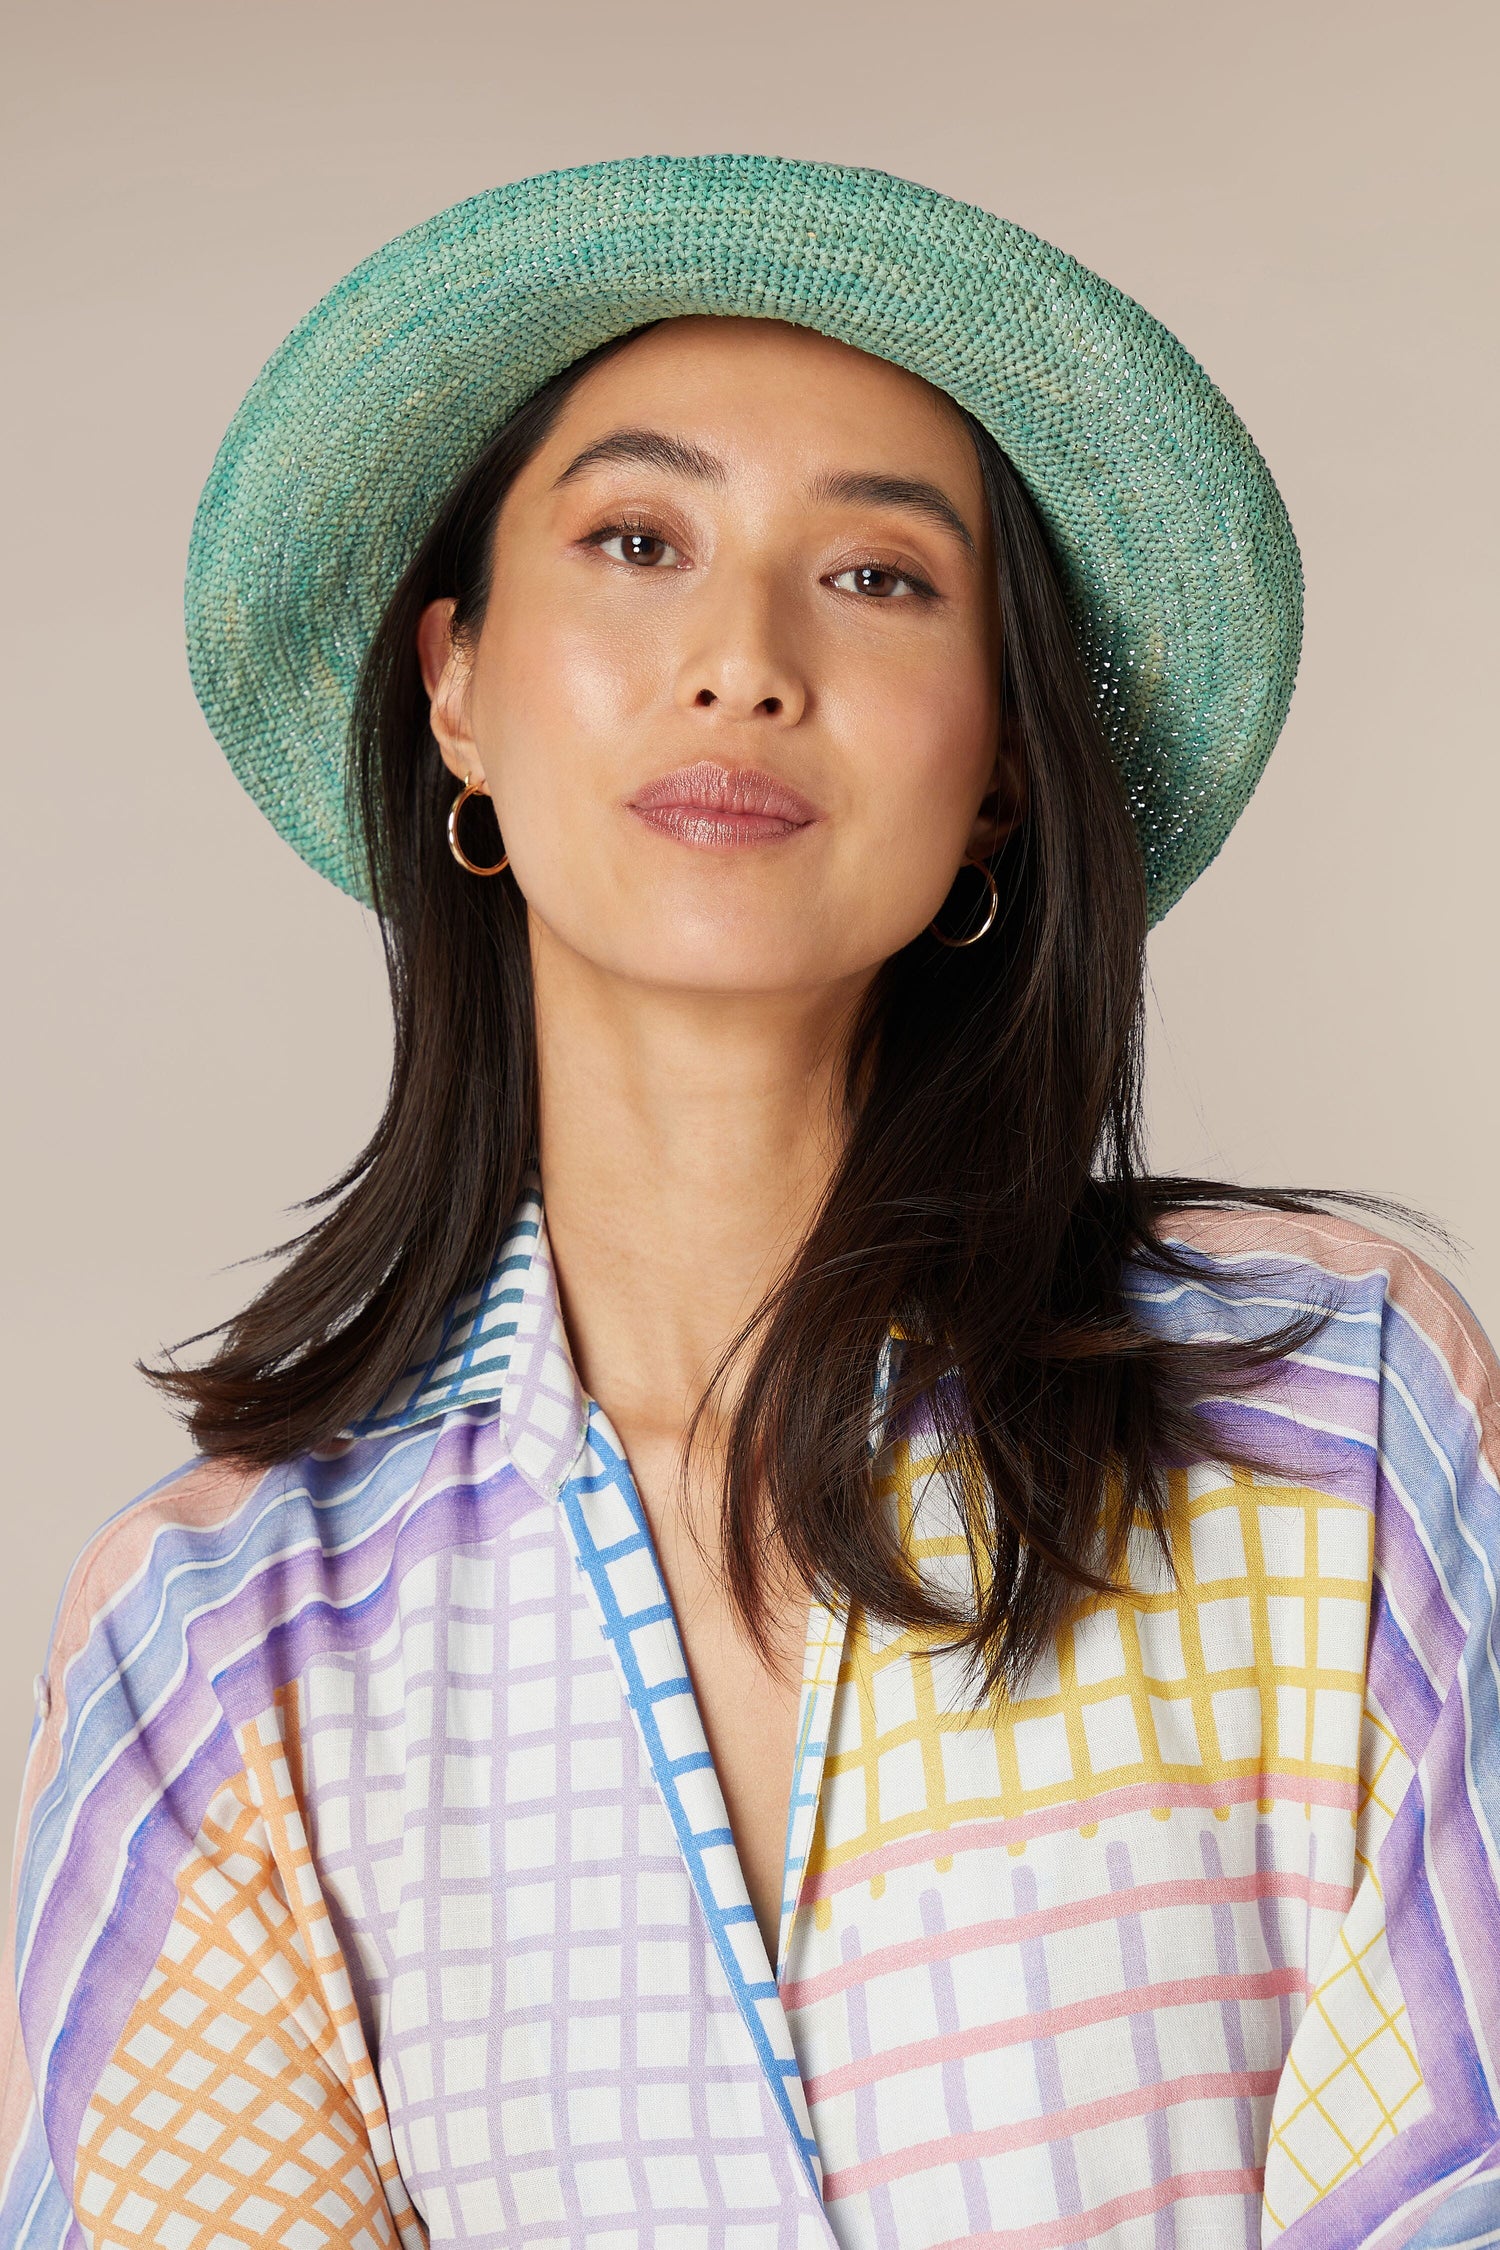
left=184, top=153, right=1301, bottom=924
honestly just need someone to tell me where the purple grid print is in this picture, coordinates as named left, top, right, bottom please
left=300, top=1478, right=829, bottom=2244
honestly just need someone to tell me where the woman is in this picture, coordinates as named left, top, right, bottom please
left=2, top=156, right=1496, bottom=2249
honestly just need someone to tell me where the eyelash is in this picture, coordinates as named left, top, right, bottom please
left=583, top=516, right=938, bottom=601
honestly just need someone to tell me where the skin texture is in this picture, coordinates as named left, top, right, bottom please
left=417, top=315, right=1021, bottom=1962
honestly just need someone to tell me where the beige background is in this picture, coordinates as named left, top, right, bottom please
left=1, top=0, right=1495, bottom=1870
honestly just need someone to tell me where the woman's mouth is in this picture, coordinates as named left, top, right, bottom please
left=626, top=760, right=820, bottom=847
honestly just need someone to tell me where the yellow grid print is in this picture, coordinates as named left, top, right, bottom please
left=811, top=1440, right=1377, bottom=1866
left=73, top=1687, right=423, bottom=2250
left=1263, top=1879, right=1426, bottom=2234
left=1354, top=1704, right=1414, bottom=1885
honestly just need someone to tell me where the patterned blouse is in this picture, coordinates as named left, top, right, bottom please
left=2, top=1186, right=1498, bottom=2250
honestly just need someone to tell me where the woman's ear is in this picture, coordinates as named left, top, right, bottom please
left=968, top=728, right=1028, bottom=858
left=416, top=597, right=482, bottom=785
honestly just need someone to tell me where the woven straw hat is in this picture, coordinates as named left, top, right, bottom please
left=185, top=153, right=1301, bottom=925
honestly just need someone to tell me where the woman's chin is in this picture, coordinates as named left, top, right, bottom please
left=535, top=922, right=877, bottom=1002
left=612, top=946, right=861, bottom=999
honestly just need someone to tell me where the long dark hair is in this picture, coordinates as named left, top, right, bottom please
left=143, top=325, right=1426, bottom=1693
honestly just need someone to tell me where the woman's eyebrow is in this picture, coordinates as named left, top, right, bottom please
left=551, top=431, right=977, bottom=558
left=552, top=428, right=727, bottom=487
left=809, top=468, right=977, bottom=556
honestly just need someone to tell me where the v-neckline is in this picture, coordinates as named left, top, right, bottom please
left=553, top=1392, right=848, bottom=2208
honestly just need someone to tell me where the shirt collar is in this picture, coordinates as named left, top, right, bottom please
left=342, top=1174, right=903, bottom=1500
left=342, top=1174, right=589, bottom=1498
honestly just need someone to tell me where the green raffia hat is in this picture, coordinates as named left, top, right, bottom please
left=185, top=153, right=1302, bottom=925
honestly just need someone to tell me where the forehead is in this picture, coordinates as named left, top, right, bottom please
left=545, top=314, right=980, bottom=478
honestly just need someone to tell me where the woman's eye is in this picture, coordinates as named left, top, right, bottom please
left=597, top=529, right=683, bottom=568
left=830, top=563, right=925, bottom=599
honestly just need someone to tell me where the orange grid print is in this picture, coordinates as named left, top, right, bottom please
left=72, top=1686, right=424, bottom=2250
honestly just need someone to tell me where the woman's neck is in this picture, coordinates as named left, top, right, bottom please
left=531, top=921, right=867, bottom=1450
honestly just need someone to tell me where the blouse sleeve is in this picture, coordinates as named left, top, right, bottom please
left=0, top=1473, right=428, bottom=2250
left=1261, top=1248, right=1500, bottom=2245
left=0, top=1671, right=74, bottom=2249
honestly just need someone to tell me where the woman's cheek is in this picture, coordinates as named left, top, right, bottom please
left=844, top=671, right=996, bottom=853
left=546, top=606, right=662, bottom=736
left=487, top=595, right=627, bottom=744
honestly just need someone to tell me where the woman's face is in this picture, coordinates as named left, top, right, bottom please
left=420, top=316, right=1015, bottom=999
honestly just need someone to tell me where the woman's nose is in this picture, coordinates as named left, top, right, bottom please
left=672, top=570, right=808, bottom=725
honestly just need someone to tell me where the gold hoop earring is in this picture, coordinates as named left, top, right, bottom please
left=928, top=856, right=1000, bottom=947
left=447, top=772, right=509, bottom=877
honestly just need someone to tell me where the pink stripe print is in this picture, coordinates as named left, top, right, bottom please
left=824, top=2075, right=1271, bottom=2201
left=804, top=1969, right=1303, bottom=2107
left=783, top=1867, right=1348, bottom=2011
left=919, top=2166, right=1265, bottom=2249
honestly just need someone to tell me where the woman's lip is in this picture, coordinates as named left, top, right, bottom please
left=629, top=804, right=810, bottom=847
left=627, top=759, right=820, bottom=831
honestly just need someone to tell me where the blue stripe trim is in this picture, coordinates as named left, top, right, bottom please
left=556, top=1415, right=821, bottom=2192
left=346, top=1190, right=546, bottom=1435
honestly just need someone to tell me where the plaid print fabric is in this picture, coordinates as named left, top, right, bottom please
left=294, top=1439, right=825, bottom=2241
left=779, top=1453, right=1389, bottom=2243
left=73, top=1687, right=423, bottom=2250
left=2, top=1190, right=1498, bottom=2246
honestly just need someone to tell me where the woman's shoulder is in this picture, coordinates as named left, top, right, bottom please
left=1135, top=1197, right=1500, bottom=1457
left=37, top=1419, right=443, bottom=1709
left=1152, top=1196, right=1476, bottom=1307
left=42, top=1451, right=270, bottom=1679
left=14, top=1428, right=457, bottom=1917
left=13, top=1455, right=282, bottom=1959
left=1155, top=1197, right=1492, bottom=1341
